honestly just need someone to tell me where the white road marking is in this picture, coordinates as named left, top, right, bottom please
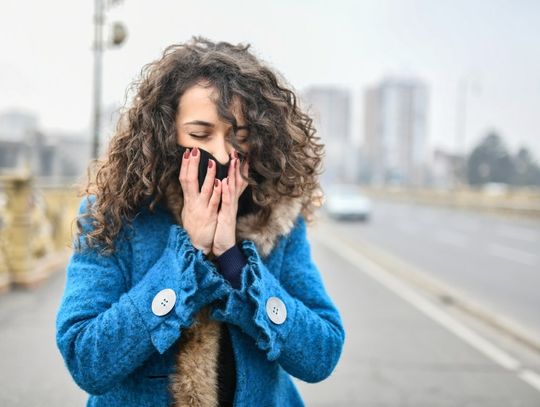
left=435, top=230, right=468, bottom=248
left=315, top=230, right=540, bottom=393
left=487, top=243, right=538, bottom=267
left=520, top=369, right=540, bottom=392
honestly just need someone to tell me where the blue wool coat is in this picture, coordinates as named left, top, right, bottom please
left=55, top=194, right=345, bottom=406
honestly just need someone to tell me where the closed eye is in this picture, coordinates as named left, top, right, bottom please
left=188, top=131, right=249, bottom=145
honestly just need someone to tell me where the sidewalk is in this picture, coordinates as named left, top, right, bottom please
left=0, top=268, right=86, bottom=406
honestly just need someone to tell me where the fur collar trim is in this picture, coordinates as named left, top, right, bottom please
left=161, top=183, right=303, bottom=406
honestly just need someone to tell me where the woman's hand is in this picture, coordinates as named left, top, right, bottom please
left=212, top=150, right=250, bottom=257
left=179, top=147, right=222, bottom=255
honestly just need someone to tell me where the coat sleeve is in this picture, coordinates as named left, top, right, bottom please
left=55, top=196, right=230, bottom=395
left=210, top=215, right=346, bottom=383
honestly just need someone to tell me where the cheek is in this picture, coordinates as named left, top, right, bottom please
left=177, top=130, right=188, bottom=144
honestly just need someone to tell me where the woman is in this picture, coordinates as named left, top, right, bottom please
left=55, top=36, right=345, bottom=407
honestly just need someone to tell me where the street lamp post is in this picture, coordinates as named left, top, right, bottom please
left=454, top=74, right=482, bottom=186
left=92, top=0, right=105, bottom=161
left=91, top=0, right=127, bottom=160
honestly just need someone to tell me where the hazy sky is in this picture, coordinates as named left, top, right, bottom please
left=2, top=0, right=539, bottom=156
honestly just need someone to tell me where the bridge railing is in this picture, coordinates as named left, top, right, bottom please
left=359, top=185, right=540, bottom=218
left=0, top=171, right=81, bottom=293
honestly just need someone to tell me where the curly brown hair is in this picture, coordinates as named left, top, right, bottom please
left=73, top=35, right=325, bottom=256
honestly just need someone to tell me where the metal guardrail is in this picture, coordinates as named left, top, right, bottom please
left=360, top=186, right=540, bottom=218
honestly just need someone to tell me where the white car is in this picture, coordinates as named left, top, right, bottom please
left=324, top=185, right=372, bottom=221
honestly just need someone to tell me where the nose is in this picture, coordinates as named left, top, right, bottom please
left=208, top=138, right=233, bottom=166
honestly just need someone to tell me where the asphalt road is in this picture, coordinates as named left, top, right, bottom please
left=321, top=199, right=540, bottom=341
left=297, top=222, right=540, bottom=406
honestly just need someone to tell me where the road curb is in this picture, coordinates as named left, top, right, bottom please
left=313, top=220, right=540, bottom=355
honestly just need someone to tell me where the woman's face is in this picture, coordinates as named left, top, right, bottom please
left=175, top=82, right=249, bottom=165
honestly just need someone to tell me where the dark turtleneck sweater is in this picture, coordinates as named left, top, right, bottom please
left=214, top=244, right=248, bottom=406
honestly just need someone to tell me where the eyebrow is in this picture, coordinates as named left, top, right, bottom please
left=183, top=120, right=249, bottom=130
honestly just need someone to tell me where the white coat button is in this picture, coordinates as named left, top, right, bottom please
left=266, top=296, right=287, bottom=324
left=151, top=288, right=176, bottom=316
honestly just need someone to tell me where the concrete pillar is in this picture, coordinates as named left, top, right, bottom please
left=2, top=173, right=48, bottom=288
left=0, top=219, right=10, bottom=293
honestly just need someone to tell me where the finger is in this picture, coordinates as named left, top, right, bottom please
left=227, top=156, right=236, bottom=197
left=239, top=156, right=249, bottom=179
left=243, top=158, right=249, bottom=177
left=185, top=147, right=200, bottom=196
left=221, top=177, right=231, bottom=206
left=209, top=178, right=221, bottom=212
left=236, top=157, right=246, bottom=193
left=179, top=148, right=191, bottom=193
left=237, top=159, right=250, bottom=195
left=200, top=158, right=216, bottom=203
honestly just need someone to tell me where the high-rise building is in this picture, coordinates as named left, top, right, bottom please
left=0, top=109, right=39, bottom=143
left=363, top=78, right=428, bottom=186
left=301, top=86, right=354, bottom=186
left=0, top=108, right=91, bottom=183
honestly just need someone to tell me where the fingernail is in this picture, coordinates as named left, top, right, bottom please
left=208, top=159, right=214, bottom=169
left=191, top=147, right=198, bottom=157
left=184, top=149, right=190, bottom=159
left=214, top=179, right=219, bottom=187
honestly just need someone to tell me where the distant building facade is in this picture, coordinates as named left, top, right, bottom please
left=302, top=86, right=355, bottom=186
left=0, top=109, right=39, bottom=143
left=429, top=148, right=466, bottom=189
left=363, top=78, right=428, bottom=186
left=0, top=109, right=91, bottom=184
